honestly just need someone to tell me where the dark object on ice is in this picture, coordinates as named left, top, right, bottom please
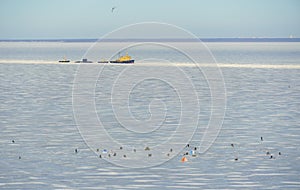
left=261, top=137, right=263, bottom=141
left=231, top=143, right=234, bottom=147
left=58, top=59, right=70, bottom=63
left=12, top=140, right=15, bottom=143
left=75, top=58, right=93, bottom=63
left=234, top=158, right=238, bottom=161
left=58, top=56, right=70, bottom=63
left=279, top=152, right=281, bottom=155
left=75, top=149, right=78, bottom=153
left=98, top=60, right=109, bottom=63
left=59, top=60, right=70, bottom=63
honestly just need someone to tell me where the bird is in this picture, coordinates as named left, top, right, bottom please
left=234, top=158, right=238, bottom=161
left=18, top=156, right=21, bottom=159
left=278, top=152, right=281, bottom=155
left=75, top=149, right=78, bottom=153
left=231, top=143, right=234, bottom=147
left=12, top=140, right=15, bottom=143
left=113, top=153, right=117, bottom=156
left=261, top=137, right=263, bottom=141
left=123, top=155, right=127, bottom=158
left=99, top=155, right=102, bottom=158
left=111, top=6, right=116, bottom=13
left=120, top=146, right=123, bottom=150
left=148, top=154, right=152, bottom=157
left=181, top=156, right=188, bottom=162
left=170, top=148, right=173, bottom=152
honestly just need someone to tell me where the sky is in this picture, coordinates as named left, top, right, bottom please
left=0, top=0, right=299, bottom=39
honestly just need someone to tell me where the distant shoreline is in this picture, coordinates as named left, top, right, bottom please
left=1, top=38, right=300, bottom=43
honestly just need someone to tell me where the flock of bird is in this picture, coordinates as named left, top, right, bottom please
left=74, top=144, right=198, bottom=163
left=72, top=136, right=282, bottom=163
left=230, top=136, right=282, bottom=161
left=11, top=136, right=282, bottom=163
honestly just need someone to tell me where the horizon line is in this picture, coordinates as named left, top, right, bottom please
left=1, top=37, right=300, bottom=43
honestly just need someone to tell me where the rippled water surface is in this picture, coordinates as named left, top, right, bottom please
left=0, top=42, right=300, bottom=189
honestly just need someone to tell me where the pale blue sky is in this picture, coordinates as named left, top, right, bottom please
left=0, top=0, right=299, bottom=39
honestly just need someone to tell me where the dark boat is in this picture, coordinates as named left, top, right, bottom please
left=75, top=58, right=93, bottom=63
left=58, top=57, right=70, bottom=63
left=59, top=60, right=70, bottom=63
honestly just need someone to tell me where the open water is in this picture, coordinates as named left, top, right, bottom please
left=0, top=41, right=300, bottom=189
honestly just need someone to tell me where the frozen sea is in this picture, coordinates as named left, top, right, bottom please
left=0, top=40, right=300, bottom=189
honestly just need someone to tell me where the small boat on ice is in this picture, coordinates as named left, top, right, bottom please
left=75, top=58, right=93, bottom=63
left=58, top=57, right=70, bottom=63
left=98, top=59, right=109, bottom=63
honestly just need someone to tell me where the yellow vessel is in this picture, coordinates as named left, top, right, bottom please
left=110, top=53, right=134, bottom=63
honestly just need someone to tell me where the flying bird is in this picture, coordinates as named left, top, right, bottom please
left=111, top=6, right=116, bottom=13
